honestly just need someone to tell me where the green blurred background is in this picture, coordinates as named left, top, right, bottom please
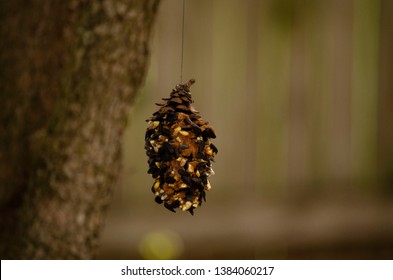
left=98, top=0, right=393, bottom=259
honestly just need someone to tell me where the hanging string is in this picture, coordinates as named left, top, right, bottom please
left=180, top=0, right=186, bottom=83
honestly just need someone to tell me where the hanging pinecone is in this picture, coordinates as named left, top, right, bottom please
left=145, top=79, right=217, bottom=215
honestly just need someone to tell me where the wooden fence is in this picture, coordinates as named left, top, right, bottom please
left=99, top=0, right=393, bottom=259
left=124, top=0, right=392, bottom=200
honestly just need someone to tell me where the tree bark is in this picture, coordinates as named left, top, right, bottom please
left=0, top=0, right=160, bottom=259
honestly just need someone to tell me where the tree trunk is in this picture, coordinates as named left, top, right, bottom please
left=0, top=0, right=160, bottom=259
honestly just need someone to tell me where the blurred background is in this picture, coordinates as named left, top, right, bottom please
left=98, top=0, right=393, bottom=259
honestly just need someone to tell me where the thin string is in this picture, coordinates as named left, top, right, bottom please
left=180, top=0, right=185, bottom=83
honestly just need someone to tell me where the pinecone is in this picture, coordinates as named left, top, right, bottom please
left=145, top=79, right=217, bottom=215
